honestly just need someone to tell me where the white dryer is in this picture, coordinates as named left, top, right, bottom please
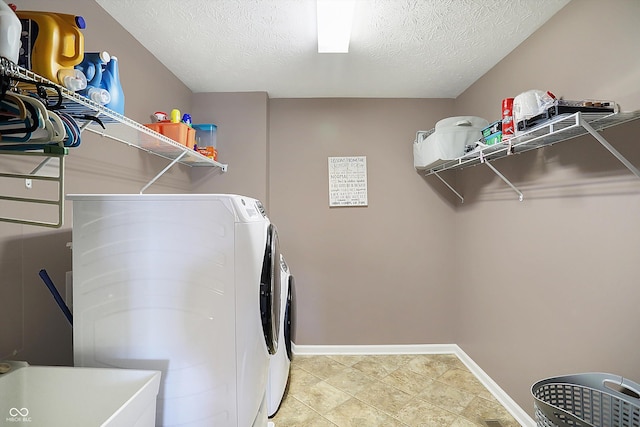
left=68, top=194, right=281, bottom=427
left=267, top=254, right=294, bottom=417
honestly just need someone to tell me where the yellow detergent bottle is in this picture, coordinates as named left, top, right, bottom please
left=16, top=10, right=86, bottom=85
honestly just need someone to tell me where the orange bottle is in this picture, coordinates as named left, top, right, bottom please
left=16, top=10, right=86, bottom=85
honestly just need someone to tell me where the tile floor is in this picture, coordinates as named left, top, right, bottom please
left=271, top=354, right=521, bottom=427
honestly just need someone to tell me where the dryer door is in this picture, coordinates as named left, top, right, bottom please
left=284, top=275, right=294, bottom=361
left=260, top=224, right=281, bottom=355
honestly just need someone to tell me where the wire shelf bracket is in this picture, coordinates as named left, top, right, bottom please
left=433, top=171, right=464, bottom=203
left=483, top=158, right=524, bottom=202
left=579, top=114, right=640, bottom=179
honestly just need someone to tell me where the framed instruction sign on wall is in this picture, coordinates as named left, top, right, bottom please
left=328, top=156, right=368, bottom=207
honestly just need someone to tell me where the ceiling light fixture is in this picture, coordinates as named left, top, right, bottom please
left=316, top=0, right=356, bottom=53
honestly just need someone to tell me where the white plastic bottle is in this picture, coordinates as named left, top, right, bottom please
left=58, top=68, right=88, bottom=91
left=86, top=86, right=111, bottom=105
left=0, top=1, right=21, bottom=63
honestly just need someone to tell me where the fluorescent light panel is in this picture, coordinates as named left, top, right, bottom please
left=316, top=0, right=356, bottom=53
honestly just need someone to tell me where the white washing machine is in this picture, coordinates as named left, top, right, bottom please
left=267, top=254, right=294, bottom=417
left=68, top=194, right=281, bottom=427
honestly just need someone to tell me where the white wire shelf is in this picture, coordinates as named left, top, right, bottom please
left=0, top=60, right=228, bottom=227
left=415, top=110, right=640, bottom=202
left=420, top=110, right=640, bottom=176
left=7, top=65, right=228, bottom=172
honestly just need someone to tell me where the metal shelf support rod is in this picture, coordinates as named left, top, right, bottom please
left=433, top=171, right=464, bottom=203
left=29, top=157, right=52, bottom=175
left=484, top=161, right=524, bottom=202
left=580, top=115, right=640, bottom=179
left=0, top=171, right=59, bottom=181
left=139, top=151, right=188, bottom=194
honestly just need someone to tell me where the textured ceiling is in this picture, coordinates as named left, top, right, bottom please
left=95, top=0, right=570, bottom=98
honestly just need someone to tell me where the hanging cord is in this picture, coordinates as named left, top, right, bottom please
left=70, top=113, right=106, bottom=129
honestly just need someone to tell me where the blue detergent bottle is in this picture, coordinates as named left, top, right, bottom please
left=100, top=56, right=125, bottom=115
left=76, top=51, right=111, bottom=104
left=76, top=51, right=109, bottom=87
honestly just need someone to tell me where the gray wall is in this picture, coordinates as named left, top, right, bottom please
left=268, top=98, right=457, bottom=345
left=2, top=0, right=639, bottom=419
left=0, top=0, right=195, bottom=364
left=191, top=92, right=269, bottom=205
left=452, top=0, right=640, bottom=414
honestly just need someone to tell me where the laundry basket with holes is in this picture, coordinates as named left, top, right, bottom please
left=531, top=373, right=640, bottom=427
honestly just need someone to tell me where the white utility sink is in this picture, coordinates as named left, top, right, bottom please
left=0, top=361, right=161, bottom=427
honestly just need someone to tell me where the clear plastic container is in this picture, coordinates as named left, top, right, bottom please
left=192, top=123, right=217, bottom=148
left=192, top=123, right=218, bottom=160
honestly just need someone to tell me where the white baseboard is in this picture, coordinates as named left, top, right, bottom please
left=453, top=346, right=535, bottom=427
left=291, top=343, right=535, bottom=427
left=291, top=343, right=459, bottom=355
